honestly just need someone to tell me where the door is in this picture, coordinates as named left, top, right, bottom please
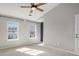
left=75, top=15, right=79, bottom=52
left=40, top=22, right=43, bottom=42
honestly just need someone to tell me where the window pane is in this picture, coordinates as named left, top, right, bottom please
left=29, top=23, right=37, bottom=39
left=7, top=21, right=19, bottom=40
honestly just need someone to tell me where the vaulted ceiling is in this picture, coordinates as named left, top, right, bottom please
left=0, top=3, right=59, bottom=22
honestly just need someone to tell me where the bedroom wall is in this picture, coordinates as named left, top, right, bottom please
left=0, top=17, right=41, bottom=49
left=42, top=3, right=79, bottom=52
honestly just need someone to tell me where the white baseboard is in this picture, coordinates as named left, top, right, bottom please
left=44, top=44, right=79, bottom=56
left=0, top=42, right=40, bottom=50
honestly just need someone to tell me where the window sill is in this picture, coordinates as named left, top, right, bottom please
left=8, top=39, right=19, bottom=41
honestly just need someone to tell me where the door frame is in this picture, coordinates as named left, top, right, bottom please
left=75, top=15, right=79, bottom=52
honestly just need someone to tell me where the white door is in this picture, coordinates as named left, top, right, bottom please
left=75, top=15, right=79, bottom=52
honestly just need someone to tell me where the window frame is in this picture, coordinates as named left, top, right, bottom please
left=7, top=21, right=19, bottom=41
left=29, top=23, right=37, bottom=39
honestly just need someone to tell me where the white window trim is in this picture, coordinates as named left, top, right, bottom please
left=7, top=21, right=19, bottom=41
left=29, top=23, right=37, bottom=39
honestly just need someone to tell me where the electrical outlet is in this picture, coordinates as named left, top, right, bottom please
left=57, top=42, right=60, bottom=46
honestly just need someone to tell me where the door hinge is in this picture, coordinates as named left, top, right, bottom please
left=76, top=34, right=79, bottom=38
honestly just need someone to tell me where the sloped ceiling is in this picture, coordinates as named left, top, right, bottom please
left=0, top=3, right=59, bottom=22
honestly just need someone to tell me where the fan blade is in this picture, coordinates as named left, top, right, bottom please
left=36, top=3, right=46, bottom=6
left=31, top=3, right=34, bottom=5
left=36, top=7, right=43, bottom=12
left=20, top=6, right=31, bottom=8
left=29, top=9, right=33, bottom=16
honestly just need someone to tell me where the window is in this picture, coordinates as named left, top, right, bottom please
left=7, top=21, right=19, bottom=40
left=29, top=23, right=37, bottom=39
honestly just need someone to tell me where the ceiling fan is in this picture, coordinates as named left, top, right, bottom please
left=20, top=3, right=46, bottom=16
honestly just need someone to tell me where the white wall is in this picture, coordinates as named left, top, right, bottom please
left=0, top=17, right=41, bottom=49
left=42, top=3, right=79, bottom=52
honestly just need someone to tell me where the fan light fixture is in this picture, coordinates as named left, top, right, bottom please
left=31, top=7, right=36, bottom=10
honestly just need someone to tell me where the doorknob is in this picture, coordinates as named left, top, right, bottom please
left=76, top=34, right=79, bottom=38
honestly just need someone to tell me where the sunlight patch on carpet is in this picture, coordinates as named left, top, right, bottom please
left=16, top=47, right=44, bottom=56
